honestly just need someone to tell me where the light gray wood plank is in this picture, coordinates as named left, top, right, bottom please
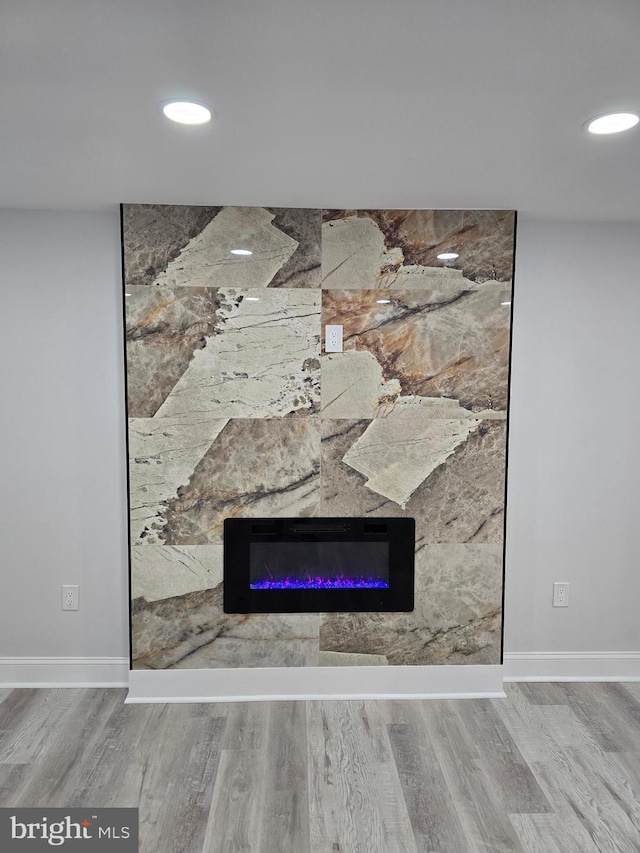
left=496, top=684, right=632, bottom=853
left=202, top=742, right=270, bottom=852
left=307, top=700, right=418, bottom=853
left=455, top=698, right=552, bottom=815
left=508, top=814, right=566, bottom=853
left=550, top=683, right=639, bottom=752
left=0, top=688, right=84, bottom=764
left=220, top=700, right=269, bottom=751
left=128, top=703, right=226, bottom=853
left=5, top=688, right=125, bottom=807
left=387, top=706, right=469, bottom=853
left=253, top=701, right=310, bottom=853
left=420, top=699, right=524, bottom=853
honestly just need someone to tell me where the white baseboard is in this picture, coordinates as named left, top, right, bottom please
left=126, top=664, right=505, bottom=703
left=503, top=652, right=640, bottom=681
left=0, top=657, right=130, bottom=687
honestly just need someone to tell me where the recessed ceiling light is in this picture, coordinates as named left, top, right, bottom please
left=231, top=249, right=253, bottom=256
left=161, top=100, right=211, bottom=125
left=586, top=112, right=639, bottom=135
left=437, top=252, right=459, bottom=260
left=376, top=299, right=392, bottom=304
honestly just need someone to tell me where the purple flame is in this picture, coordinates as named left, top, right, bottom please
left=250, top=575, right=389, bottom=590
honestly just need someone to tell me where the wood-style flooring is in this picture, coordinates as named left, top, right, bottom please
left=1, top=682, right=639, bottom=852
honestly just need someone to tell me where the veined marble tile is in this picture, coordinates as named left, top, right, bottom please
left=154, top=287, right=320, bottom=419
left=123, top=204, right=222, bottom=287
left=342, top=399, right=483, bottom=508
left=151, top=206, right=319, bottom=289
left=322, top=285, right=511, bottom=412
left=318, top=651, right=389, bottom=666
left=132, top=583, right=319, bottom=669
left=322, top=209, right=515, bottom=285
left=131, top=544, right=222, bottom=602
left=321, top=350, right=401, bottom=418
left=319, top=544, right=503, bottom=665
left=129, top=415, right=228, bottom=543
left=320, top=418, right=506, bottom=543
left=162, top=418, right=321, bottom=544
left=126, top=285, right=221, bottom=418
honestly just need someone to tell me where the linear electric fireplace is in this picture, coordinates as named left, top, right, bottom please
left=223, top=517, right=415, bottom=613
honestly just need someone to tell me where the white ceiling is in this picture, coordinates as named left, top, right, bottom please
left=2, top=0, right=640, bottom=219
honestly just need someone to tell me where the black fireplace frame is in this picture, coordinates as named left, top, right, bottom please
left=223, top=517, right=415, bottom=614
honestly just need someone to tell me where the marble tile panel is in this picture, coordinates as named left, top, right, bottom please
left=131, top=544, right=222, bottom=602
left=319, top=544, right=503, bottom=665
left=172, top=638, right=319, bottom=669
left=128, top=415, right=228, bottom=543
left=321, top=350, right=401, bottom=418
left=340, top=399, right=483, bottom=508
left=132, top=583, right=319, bottom=669
left=320, top=418, right=506, bottom=543
left=154, top=287, right=320, bottom=419
left=318, top=651, right=389, bottom=666
left=322, top=209, right=515, bottom=285
left=162, top=418, right=321, bottom=544
left=123, top=204, right=222, bottom=287
left=150, top=206, right=319, bottom=289
left=125, top=285, right=222, bottom=418
left=322, top=285, right=511, bottom=412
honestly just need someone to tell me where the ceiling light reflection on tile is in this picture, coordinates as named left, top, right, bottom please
left=501, top=301, right=511, bottom=306
left=161, top=100, right=212, bottom=125
left=586, top=112, right=639, bottom=135
left=244, top=296, right=260, bottom=301
left=230, top=249, right=253, bottom=256
left=376, top=299, right=392, bottom=304
left=437, top=252, right=459, bottom=260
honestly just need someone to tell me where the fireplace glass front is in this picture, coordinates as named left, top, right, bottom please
left=224, top=517, right=414, bottom=613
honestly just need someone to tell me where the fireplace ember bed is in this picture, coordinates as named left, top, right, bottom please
left=223, top=517, right=415, bottom=614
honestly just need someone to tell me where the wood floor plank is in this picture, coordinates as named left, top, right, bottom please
left=387, top=701, right=469, bottom=853
left=254, top=701, right=310, bottom=853
left=202, top=738, right=270, bottom=852
left=420, top=699, right=524, bottom=853
left=508, top=814, right=567, bottom=853
left=496, top=684, right=630, bottom=853
left=455, top=698, right=552, bottom=815
left=0, top=688, right=84, bottom=764
left=549, top=683, right=639, bottom=753
left=131, top=704, right=227, bottom=853
left=307, top=700, right=417, bottom=853
left=221, top=700, right=268, bottom=751
left=7, top=688, right=125, bottom=807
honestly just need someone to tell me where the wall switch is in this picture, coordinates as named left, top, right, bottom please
left=62, top=584, right=79, bottom=611
left=553, top=582, right=569, bottom=607
left=325, top=325, right=343, bottom=353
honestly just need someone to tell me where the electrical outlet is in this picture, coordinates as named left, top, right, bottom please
left=325, top=325, right=343, bottom=353
left=62, top=585, right=79, bottom=611
left=553, top=582, right=569, bottom=607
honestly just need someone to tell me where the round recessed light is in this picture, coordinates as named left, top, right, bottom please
left=230, top=249, right=253, bottom=256
left=437, top=252, right=459, bottom=260
left=586, top=112, right=639, bottom=135
left=376, top=299, right=392, bottom=304
left=161, top=100, right=211, bottom=125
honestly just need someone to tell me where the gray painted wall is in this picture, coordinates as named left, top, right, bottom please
left=0, top=209, right=638, bottom=659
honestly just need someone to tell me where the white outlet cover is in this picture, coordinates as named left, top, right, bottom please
left=325, top=325, right=343, bottom=353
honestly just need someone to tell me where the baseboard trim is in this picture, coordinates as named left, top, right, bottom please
left=126, top=664, right=505, bottom=703
left=0, top=657, right=130, bottom=687
left=503, top=651, right=640, bottom=681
